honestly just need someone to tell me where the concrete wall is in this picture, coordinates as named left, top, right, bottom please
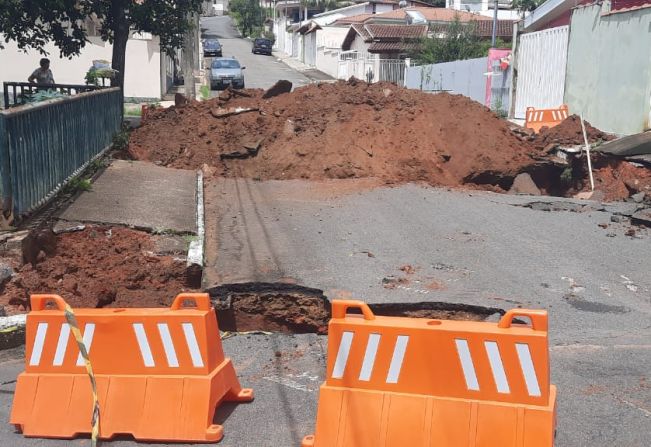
left=315, top=27, right=349, bottom=77
left=316, top=47, right=340, bottom=77
left=0, top=34, right=163, bottom=99
left=565, top=4, right=651, bottom=135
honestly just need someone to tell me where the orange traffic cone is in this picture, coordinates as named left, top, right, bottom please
left=11, top=293, right=253, bottom=443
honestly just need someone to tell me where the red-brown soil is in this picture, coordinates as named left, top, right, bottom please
left=129, top=81, right=648, bottom=201
left=129, top=81, right=539, bottom=188
left=531, top=114, right=614, bottom=150
left=0, top=226, right=197, bottom=314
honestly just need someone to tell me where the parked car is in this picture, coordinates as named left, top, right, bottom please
left=252, top=38, right=273, bottom=56
left=203, top=39, right=222, bottom=57
left=209, top=57, right=245, bottom=90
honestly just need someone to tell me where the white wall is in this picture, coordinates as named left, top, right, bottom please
left=0, top=34, right=162, bottom=99
left=565, top=4, right=651, bottom=135
left=316, top=47, right=340, bottom=77
left=315, top=26, right=349, bottom=76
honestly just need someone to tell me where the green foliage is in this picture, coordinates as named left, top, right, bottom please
left=412, top=16, right=504, bottom=65
left=230, top=0, right=264, bottom=37
left=0, top=0, right=203, bottom=90
left=63, top=177, right=92, bottom=194
left=199, top=85, right=210, bottom=101
left=25, top=89, right=66, bottom=103
left=512, top=0, right=544, bottom=13
left=123, top=105, right=142, bottom=117
left=112, top=128, right=130, bottom=151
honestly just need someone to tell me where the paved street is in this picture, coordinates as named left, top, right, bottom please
left=201, top=16, right=311, bottom=92
left=203, top=178, right=651, bottom=447
left=0, top=15, right=647, bottom=447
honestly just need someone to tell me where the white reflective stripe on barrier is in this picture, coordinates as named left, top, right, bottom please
left=332, top=331, right=354, bottom=379
left=29, top=323, right=49, bottom=366
left=359, top=333, right=381, bottom=381
left=455, top=339, right=479, bottom=391
left=516, top=343, right=541, bottom=397
left=331, top=332, right=411, bottom=383
left=158, top=323, right=179, bottom=368
left=455, top=339, right=541, bottom=397
left=182, top=323, right=205, bottom=368
left=53, top=323, right=71, bottom=366
left=134, top=323, right=155, bottom=367
left=484, top=341, right=510, bottom=394
left=76, top=324, right=95, bottom=366
left=386, top=335, right=409, bottom=384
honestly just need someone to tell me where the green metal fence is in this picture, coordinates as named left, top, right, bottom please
left=0, top=87, right=122, bottom=217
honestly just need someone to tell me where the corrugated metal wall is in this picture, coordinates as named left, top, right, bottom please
left=0, top=88, right=122, bottom=216
left=565, top=4, right=651, bottom=135
left=404, top=57, right=489, bottom=105
left=513, top=26, right=569, bottom=119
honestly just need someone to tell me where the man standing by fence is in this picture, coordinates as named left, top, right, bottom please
left=28, top=58, right=55, bottom=85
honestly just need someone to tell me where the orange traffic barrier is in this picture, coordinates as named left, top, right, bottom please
left=11, top=293, right=253, bottom=443
left=302, top=300, right=556, bottom=447
left=525, top=104, right=569, bottom=133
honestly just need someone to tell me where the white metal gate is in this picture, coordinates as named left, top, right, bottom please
left=513, top=26, right=569, bottom=119
left=337, top=52, right=406, bottom=85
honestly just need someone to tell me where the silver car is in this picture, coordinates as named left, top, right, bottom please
left=209, top=57, right=245, bottom=90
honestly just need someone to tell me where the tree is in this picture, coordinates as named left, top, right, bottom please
left=0, top=0, right=203, bottom=93
left=512, top=0, right=543, bottom=17
left=230, top=0, right=264, bottom=37
left=411, top=16, right=505, bottom=65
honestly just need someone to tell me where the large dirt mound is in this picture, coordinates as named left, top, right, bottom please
left=129, top=81, right=539, bottom=188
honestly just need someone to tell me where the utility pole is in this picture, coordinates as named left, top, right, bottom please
left=491, top=0, right=498, bottom=47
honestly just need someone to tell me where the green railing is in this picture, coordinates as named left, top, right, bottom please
left=0, top=87, right=122, bottom=217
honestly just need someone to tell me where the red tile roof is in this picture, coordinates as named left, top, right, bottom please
left=368, top=41, right=422, bottom=53
left=333, top=13, right=375, bottom=25
left=343, top=23, right=427, bottom=52
left=365, top=24, right=428, bottom=40
left=369, top=7, right=492, bottom=23
left=430, top=20, right=515, bottom=38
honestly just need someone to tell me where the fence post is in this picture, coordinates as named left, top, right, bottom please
left=0, top=113, right=12, bottom=215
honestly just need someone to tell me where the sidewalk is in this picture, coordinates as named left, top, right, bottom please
left=273, top=51, right=335, bottom=83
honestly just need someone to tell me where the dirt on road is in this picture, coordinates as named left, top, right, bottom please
left=129, top=80, right=643, bottom=199
left=0, top=226, right=197, bottom=313
left=130, top=81, right=542, bottom=189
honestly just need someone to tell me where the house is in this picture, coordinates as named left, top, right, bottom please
left=0, top=29, right=179, bottom=101
left=274, top=0, right=436, bottom=59
left=337, top=24, right=428, bottom=83
left=342, top=24, right=428, bottom=56
left=447, top=0, right=523, bottom=20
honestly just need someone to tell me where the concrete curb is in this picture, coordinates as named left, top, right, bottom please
left=0, top=314, right=26, bottom=350
left=187, top=170, right=205, bottom=269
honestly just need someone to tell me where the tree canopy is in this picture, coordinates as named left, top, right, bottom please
left=411, top=16, right=506, bottom=65
left=0, top=0, right=203, bottom=89
left=230, top=0, right=264, bottom=37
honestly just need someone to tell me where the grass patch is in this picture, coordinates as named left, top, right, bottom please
left=124, top=106, right=142, bottom=117
left=200, top=85, right=210, bottom=101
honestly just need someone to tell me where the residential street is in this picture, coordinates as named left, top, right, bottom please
left=201, top=16, right=312, bottom=92
left=0, top=4, right=650, bottom=447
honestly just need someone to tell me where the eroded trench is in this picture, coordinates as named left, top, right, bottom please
left=208, top=283, right=504, bottom=335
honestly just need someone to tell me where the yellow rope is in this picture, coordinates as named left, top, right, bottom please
left=63, top=304, right=100, bottom=446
